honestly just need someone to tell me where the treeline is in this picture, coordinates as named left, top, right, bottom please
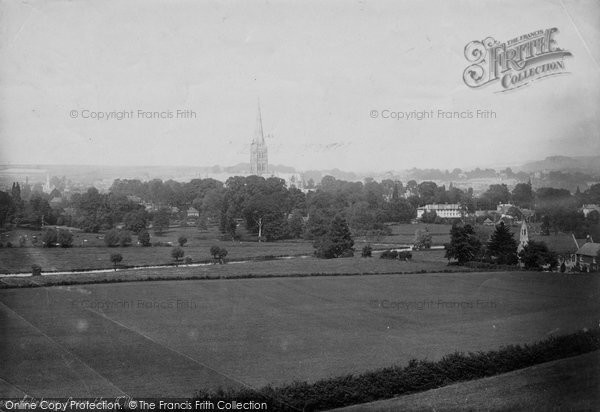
left=1, top=176, right=599, bottom=243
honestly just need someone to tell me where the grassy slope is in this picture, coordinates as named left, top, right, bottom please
left=1, top=271, right=598, bottom=397
left=334, top=351, right=600, bottom=411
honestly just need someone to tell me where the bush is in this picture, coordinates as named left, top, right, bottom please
left=210, top=246, right=228, bottom=264
left=5, top=241, right=12, bottom=248
left=104, top=229, right=120, bottom=247
left=118, top=230, right=132, bottom=247
left=184, top=256, right=193, bottom=264
left=31, top=264, right=42, bottom=276
left=138, top=230, right=151, bottom=247
left=178, top=235, right=188, bottom=247
left=109, top=253, right=123, bottom=270
left=361, top=244, right=372, bottom=257
left=518, top=240, right=557, bottom=270
left=340, top=249, right=354, bottom=258
left=380, top=250, right=412, bottom=260
left=413, top=229, right=432, bottom=250
left=380, top=249, right=398, bottom=259
left=397, top=251, right=412, bottom=260
left=41, top=229, right=57, bottom=247
left=57, top=229, right=73, bottom=248
left=171, top=246, right=185, bottom=264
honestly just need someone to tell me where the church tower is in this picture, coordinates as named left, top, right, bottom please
left=518, top=219, right=529, bottom=254
left=250, top=103, right=268, bottom=175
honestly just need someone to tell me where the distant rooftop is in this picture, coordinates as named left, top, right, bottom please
left=575, top=243, right=600, bottom=257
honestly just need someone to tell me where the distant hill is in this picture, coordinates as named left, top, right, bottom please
left=519, top=156, right=600, bottom=174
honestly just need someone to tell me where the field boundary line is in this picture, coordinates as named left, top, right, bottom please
left=0, top=375, right=30, bottom=397
left=83, top=307, right=303, bottom=411
left=0, top=300, right=129, bottom=397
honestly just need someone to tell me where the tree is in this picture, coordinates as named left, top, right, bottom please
left=287, top=210, right=305, bottom=239
left=210, top=246, right=228, bottom=264
left=511, top=182, right=533, bottom=208
left=482, top=184, right=511, bottom=207
left=123, top=209, right=148, bottom=234
left=361, top=244, right=372, bottom=257
left=138, top=229, right=151, bottom=246
left=196, top=214, right=208, bottom=231
left=153, top=209, right=170, bottom=235
left=420, top=210, right=437, bottom=224
left=178, top=235, right=188, bottom=247
left=0, top=191, right=13, bottom=228
left=171, top=246, right=184, bottom=265
left=540, top=215, right=551, bottom=236
left=314, top=215, right=354, bottom=259
left=518, top=240, right=558, bottom=270
left=487, top=222, right=518, bottom=265
left=110, top=253, right=123, bottom=271
left=445, top=223, right=482, bottom=264
left=118, top=230, right=132, bottom=247
left=57, top=229, right=73, bottom=248
left=413, top=228, right=432, bottom=250
left=104, top=229, right=120, bottom=247
left=386, top=198, right=416, bottom=223
left=41, top=228, right=71, bottom=248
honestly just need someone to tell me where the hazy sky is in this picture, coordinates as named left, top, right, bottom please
left=1, top=0, right=599, bottom=172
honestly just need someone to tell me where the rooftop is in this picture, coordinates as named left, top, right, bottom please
left=575, top=242, right=600, bottom=257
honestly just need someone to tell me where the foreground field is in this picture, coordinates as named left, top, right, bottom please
left=336, top=351, right=600, bottom=411
left=1, top=271, right=598, bottom=398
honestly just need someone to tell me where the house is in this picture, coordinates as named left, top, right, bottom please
left=417, top=203, right=462, bottom=219
left=496, top=203, right=516, bottom=214
left=582, top=204, right=600, bottom=218
left=574, top=242, right=600, bottom=272
left=483, top=218, right=495, bottom=226
left=187, top=207, right=200, bottom=218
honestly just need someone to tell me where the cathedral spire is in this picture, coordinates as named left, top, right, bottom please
left=254, top=100, right=265, bottom=144
left=250, top=100, right=268, bottom=175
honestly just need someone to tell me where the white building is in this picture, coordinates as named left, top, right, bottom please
left=582, top=204, right=600, bottom=218
left=417, top=203, right=462, bottom=219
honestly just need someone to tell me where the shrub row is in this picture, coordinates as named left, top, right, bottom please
left=380, top=250, right=412, bottom=260
left=461, top=261, right=519, bottom=271
left=192, top=328, right=600, bottom=411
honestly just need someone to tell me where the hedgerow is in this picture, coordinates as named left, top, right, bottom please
left=192, top=328, right=600, bottom=411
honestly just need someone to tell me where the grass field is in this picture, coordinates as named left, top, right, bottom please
left=1, top=271, right=598, bottom=398
left=0, top=224, right=583, bottom=274
left=0, top=233, right=315, bottom=274
left=0, top=251, right=458, bottom=288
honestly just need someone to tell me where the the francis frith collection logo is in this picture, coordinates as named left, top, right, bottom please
left=463, top=28, right=572, bottom=92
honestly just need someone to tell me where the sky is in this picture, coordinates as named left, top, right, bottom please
left=0, top=0, right=599, bottom=173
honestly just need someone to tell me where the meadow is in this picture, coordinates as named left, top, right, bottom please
left=1, top=270, right=598, bottom=398
left=0, top=251, right=458, bottom=288
left=0, top=223, right=583, bottom=274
